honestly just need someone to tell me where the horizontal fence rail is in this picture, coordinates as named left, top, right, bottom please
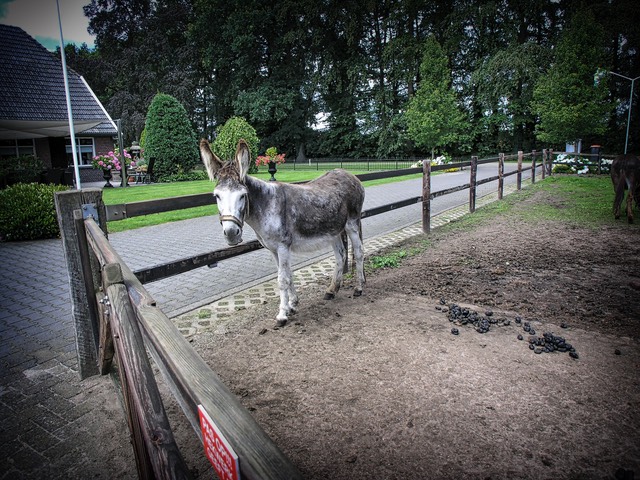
left=116, top=151, right=544, bottom=284
left=58, top=146, right=623, bottom=478
left=283, top=158, right=421, bottom=171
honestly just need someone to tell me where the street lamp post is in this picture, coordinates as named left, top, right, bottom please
left=609, top=71, right=640, bottom=154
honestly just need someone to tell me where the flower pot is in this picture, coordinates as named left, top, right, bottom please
left=268, top=161, right=277, bottom=181
left=102, top=168, right=114, bottom=187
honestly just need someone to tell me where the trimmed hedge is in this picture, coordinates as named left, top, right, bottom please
left=211, top=116, right=260, bottom=174
left=0, top=183, right=69, bottom=241
left=144, top=93, right=200, bottom=179
left=155, top=170, right=209, bottom=183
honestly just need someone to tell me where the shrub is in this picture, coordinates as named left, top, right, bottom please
left=155, top=170, right=209, bottom=183
left=552, top=164, right=574, bottom=174
left=0, top=183, right=69, bottom=241
left=0, top=155, right=45, bottom=186
left=553, top=154, right=610, bottom=174
left=211, top=116, right=260, bottom=174
left=144, top=93, right=200, bottom=179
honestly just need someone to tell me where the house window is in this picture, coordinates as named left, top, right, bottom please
left=0, top=138, right=35, bottom=159
left=65, top=137, right=95, bottom=166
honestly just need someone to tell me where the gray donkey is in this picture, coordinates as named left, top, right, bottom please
left=200, top=139, right=365, bottom=325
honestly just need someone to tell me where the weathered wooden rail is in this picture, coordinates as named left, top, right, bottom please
left=55, top=148, right=552, bottom=479
left=56, top=191, right=304, bottom=480
left=112, top=151, right=548, bottom=285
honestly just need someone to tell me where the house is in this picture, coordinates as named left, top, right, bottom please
left=0, top=24, right=118, bottom=185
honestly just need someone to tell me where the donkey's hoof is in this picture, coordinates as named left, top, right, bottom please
left=275, top=318, right=287, bottom=327
left=353, top=289, right=363, bottom=297
left=324, top=292, right=335, bottom=300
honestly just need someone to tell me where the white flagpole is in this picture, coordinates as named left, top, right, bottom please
left=56, top=0, right=82, bottom=189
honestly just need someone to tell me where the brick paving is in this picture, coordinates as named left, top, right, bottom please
left=0, top=166, right=532, bottom=478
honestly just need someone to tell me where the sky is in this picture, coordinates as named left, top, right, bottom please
left=0, top=0, right=95, bottom=50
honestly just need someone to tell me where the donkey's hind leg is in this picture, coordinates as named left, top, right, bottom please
left=345, top=217, right=365, bottom=297
left=324, top=235, right=347, bottom=300
left=626, top=180, right=634, bottom=224
left=613, top=179, right=625, bottom=220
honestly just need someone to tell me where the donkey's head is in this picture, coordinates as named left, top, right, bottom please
left=200, top=139, right=252, bottom=246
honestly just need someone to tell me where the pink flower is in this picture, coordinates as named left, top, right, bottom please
left=256, top=148, right=286, bottom=167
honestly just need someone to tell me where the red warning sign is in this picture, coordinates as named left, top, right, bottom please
left=198, top=405, right=240, bottom=480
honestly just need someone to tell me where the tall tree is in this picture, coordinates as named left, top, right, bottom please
left=595, top=0, right=640, bottom=152
left=532, top=9, right=611, bottom=147
left=77, top=0, right=638, bottom=159
left=363, top=0, right=432, bottom=157
left=191, top=0, right=318, bottom=158
left=405, top=36, right=468, bottom=158
left=83, top=0, right=195, bottom=143
left=313, top=0, right=369, bottom=157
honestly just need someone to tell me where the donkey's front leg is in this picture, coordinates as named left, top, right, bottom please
left=274, top=248, right=298, bottom=325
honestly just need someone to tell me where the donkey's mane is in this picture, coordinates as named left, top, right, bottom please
left=216, top=162, right=243, bottom=183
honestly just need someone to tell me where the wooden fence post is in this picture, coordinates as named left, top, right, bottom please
left=422, top=159, right=431, bottom=234
left=73, top=209, right=102, bottom=367
left=469, top=156, right=478, bottom=213
left=548, top=149, right=554, bottom=175
left=55, top=188, right=108, bottom=379
left=498, top=152, right=505, bottom=200
left=517, top=151, right=523, bottom=190
left=531, top=150, right=537, bottom=184
left=541, top=149, right=547, bottom=180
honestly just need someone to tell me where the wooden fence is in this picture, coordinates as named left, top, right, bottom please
left=55, top=148, right=552, bottom=479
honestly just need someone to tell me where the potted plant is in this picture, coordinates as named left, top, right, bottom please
left=91, top=151, right=121, bottom=187
left=256, top=147, right=285, bottom=181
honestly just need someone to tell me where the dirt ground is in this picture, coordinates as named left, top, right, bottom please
left=174, top=187, right=640, bottom=480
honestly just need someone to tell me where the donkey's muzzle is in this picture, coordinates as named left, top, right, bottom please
left=223, top=228, right=242, bottom=245
left=220, top=215, right=244, bottom=245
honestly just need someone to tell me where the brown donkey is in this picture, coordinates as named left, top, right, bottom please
left=611, top=154, right=640, bottom=223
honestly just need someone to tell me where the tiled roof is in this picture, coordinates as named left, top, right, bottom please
left=81, top=121, right=119, bottom=135
left=0, top=24, right=116, bottom=135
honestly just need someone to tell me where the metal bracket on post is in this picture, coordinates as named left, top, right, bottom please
left=81, top=203, right=99, bottom=221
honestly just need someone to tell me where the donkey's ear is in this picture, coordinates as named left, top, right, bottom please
left=199, top=138, right=223, bottom=181
left=234, top=139, right=251, bottom=181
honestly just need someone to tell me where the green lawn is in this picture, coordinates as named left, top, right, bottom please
left=105, top=172, right=617, bottom=234
left=104, top=169, right=423, bottom=233
left=440, top=174, right=619, bottom=230
left=366, top=174, right=629, bottom=272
